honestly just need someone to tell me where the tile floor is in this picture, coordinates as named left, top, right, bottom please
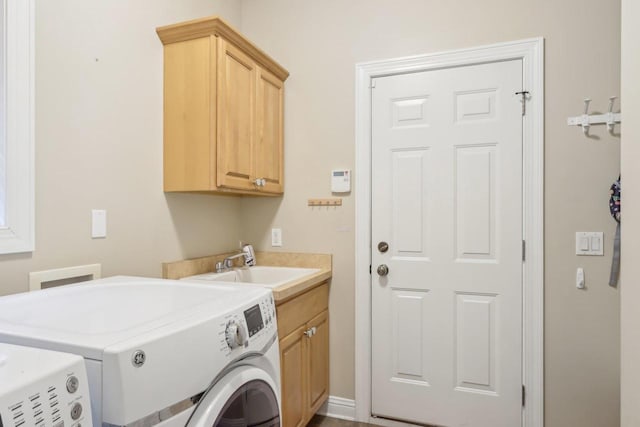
left=307, top=415, right=441, bottom=427
left=307, top=415, right=379, bottom=427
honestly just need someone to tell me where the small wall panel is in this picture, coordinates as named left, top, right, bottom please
left=455, top=145, right=497, bottom=261
left=392, top=96, right=429, bottom=128
left=392, top=149, right=429, bottom=257
left=455, top=89, right=497, bottom=123
left=392, top=290, right=430, bottom=383
left=455, top=293, right=497, bottom=394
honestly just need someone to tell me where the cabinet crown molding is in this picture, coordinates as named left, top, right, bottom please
left=156, top=15, right=289, bottom=81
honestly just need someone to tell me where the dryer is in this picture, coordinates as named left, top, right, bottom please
left=0, top=343, right=92, bottom=427
left=0, top=276, right=281, bottom=427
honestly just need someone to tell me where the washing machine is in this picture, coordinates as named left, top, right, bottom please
left=0, top=276, right=281, bottom=427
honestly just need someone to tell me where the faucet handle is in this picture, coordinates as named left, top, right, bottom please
left=215, top=261, right=225, bottom=273
left=242, top=244, right=256, bottom=267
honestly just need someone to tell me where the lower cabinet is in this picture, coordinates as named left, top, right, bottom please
left=277, top=283, right=329, bottom=427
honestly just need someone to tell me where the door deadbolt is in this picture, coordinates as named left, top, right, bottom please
left=377, top=264, right=389, bottom=276
left=377, top=241, right=389, bottom=253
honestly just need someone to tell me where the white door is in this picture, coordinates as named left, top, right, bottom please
left=371, top=59, right=524, bottom=427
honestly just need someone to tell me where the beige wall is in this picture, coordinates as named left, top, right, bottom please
left=0, top=0, right=244, bottom=296
left=620, top=0, right=639, bottom=425
left=239, top=1, right=621, bottom=426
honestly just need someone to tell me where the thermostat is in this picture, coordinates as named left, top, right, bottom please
left=331, top=169, right=351, bottom=193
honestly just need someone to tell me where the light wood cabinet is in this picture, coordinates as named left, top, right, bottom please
left=277, top=283, right=329, bottom=427
left=255, top=67, right=284, bottom=193
left=306, top=310, right=329, bottom=414
left=280, top=325, right=307, bottom=427
left=157, top=17, right=288, bottom=195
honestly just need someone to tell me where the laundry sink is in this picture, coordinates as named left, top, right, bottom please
left=184, top=266, right=321, bottom=288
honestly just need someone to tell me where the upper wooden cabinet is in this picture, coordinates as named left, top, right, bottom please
left=157, top=17, right=288, bottom=195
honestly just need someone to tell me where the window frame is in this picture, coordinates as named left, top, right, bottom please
left=0, top=0, right=35, bottom=254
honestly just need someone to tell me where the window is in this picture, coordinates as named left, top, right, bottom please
left=0, top=0, right=6, bottom=227
left=0, top=0, right=34, bottom=254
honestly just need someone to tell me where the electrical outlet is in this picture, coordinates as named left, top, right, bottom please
left=271, top=228, right=282, bottom=247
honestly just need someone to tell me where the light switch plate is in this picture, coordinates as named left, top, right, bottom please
left=271, top=228, right=282, bottom=247
left=92, top=210, right=107, bottom=238
left=575, top=231, right=603, bottom=256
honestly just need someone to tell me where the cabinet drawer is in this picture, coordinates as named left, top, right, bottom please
left=276, top=282, right=328, bottom=339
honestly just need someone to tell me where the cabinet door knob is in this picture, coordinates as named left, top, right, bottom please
left=303, top=327, right=317, bottom=337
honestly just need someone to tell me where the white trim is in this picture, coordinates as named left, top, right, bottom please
left=0, top=0, right=35, bottom=254
left=29, top=264, right=102, bottom=291
left=354, top=38, right=544, bottom=427
left=316, top=396, right=356, bottom=421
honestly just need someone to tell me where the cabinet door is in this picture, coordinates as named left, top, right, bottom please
left=306, top=310, right=329, bottom=416
left=217, top=38, right=256, bottom=191
left=280, top=325, right=307, bottom=427
left=255, top=67, right=284, bottom=194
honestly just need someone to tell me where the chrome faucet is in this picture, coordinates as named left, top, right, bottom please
left=215, top=244, right=256, bottom=273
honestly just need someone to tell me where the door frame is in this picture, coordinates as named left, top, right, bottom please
left=354, top=38, right=544, bottom=427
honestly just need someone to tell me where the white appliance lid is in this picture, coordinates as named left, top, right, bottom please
left=0, top=276, right=269, bottom=359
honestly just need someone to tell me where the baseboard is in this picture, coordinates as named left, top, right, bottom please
left=316, top=396, right=356, bottom=421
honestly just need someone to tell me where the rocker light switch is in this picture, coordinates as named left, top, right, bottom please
left=579, top=236, right=589, bottom=251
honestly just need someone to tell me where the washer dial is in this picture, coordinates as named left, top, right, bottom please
left=225, top=320, right=247, bottom=349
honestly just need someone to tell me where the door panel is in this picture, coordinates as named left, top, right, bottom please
left=455, top=145, right=497, bottom=260
left=455, top=293, right=497, bottom=393
left=391, top=290, right=431, bottom=382
left=371, top=60, right=523, bottom=427
left=392, top=149, right=430, bottom=256
left=217, top=38, right=255, bottom=190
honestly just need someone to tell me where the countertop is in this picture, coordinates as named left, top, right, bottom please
left=162, top=251, right=332, bottom=303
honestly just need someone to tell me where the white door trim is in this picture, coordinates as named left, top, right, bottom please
left=354, top=38, right=544, bottom=427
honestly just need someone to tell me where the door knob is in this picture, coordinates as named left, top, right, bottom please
left=377, top=241, right=389, bottom=253
left=377, top=264, right=389, bottom=276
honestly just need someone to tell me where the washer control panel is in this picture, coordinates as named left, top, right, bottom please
left=0, top=344, right=93, bottom=427
left=222, top=293, right=277, bottom=352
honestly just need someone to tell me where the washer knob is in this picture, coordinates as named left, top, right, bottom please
left=70, top=402, right=83, bottom=420
left=225, top=320, right=247, bottom=349
left=66, top=376, right=79, bottom=393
